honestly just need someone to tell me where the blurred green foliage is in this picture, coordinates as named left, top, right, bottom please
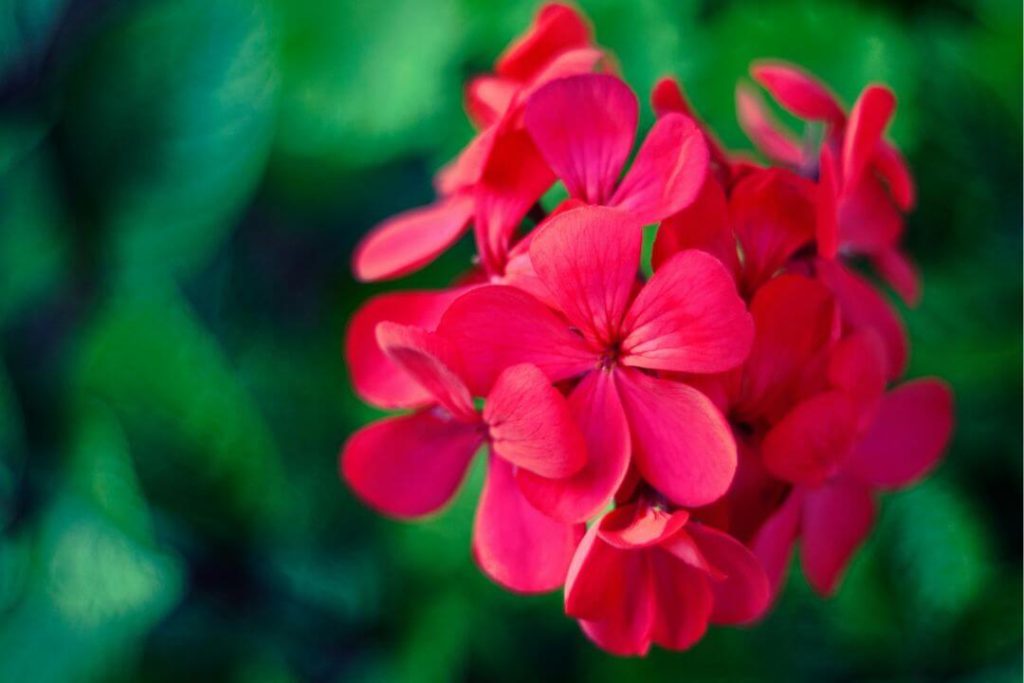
left=0, top=0, right=1020, bottom=680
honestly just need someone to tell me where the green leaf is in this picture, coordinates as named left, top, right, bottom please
left=59, top=0, right=279, bottom=281
left=73, top=285, right=287, bottom=535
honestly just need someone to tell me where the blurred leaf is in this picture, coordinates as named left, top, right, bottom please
left=74, top=285, right=287, bottom=536
left=0, top=0, right=69, bottom=80
left=59, top=0, right=279, bottom=281
left=0, top=141, right=69, bottom=325
left=273, top=0, right=463, bottom=180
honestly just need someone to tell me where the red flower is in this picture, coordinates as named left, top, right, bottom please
left=565, top=500, right=769, bottom=655
left=352, top=3, right=605, bottom=283
left=439, top=205, right=753, bottom=519
left=341, top=322, right=587, bottom=592
left=524, top=73, right=709, bottom=224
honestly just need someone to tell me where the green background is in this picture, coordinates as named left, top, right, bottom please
left=0, top=0, right=1020, bottom=680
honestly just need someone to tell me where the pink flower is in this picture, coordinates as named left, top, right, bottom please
left=524, top=73, right=710, bottom=224
left=341, top=322, right=587, bottom=592
left=352, top=3, right=606, bottom=283
left=753, top=331, right=954, bottom=595
left=738, top=61, right=920, bottom=305
left=438, top=205, right=753, bottom=519
left=564, top=500, right=769, bottom=655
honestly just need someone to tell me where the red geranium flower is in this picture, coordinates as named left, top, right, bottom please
left=565, top=499, right=769, bottom=655
left=439, top=205, right=753, bottom=520
left=341, top=322, right=587, bottom=592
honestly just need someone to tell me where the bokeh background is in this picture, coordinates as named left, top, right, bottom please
left=1, top=0, right=1020, bottom=680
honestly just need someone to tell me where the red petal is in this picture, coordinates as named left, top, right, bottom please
left=473, top=455, right=584, bottom=593
left=484, top=363, right=586, bottom=478
left=687, top=523, right=770, bottom=624
left=609, top=113, right=709, bottom=224
left=761, top=391, right=859, bottom=486
left=652, top=172, right=737, bottom=275
left=529, top=205, right=642, bottom=346
left=352, top=196, right=473, bottom=282
left=838, top=173, right=903, bottom=254
left=800, top=480, right=875, bottom=596
left=598, top=503, right=689, bottom=549
left=474, top=124, right=556, bottom=273
left=437, top=284, right=595, bottom=395
left=735, top=83, right=804, bottom=167
left=739, top=274, right=837, bottom=421
left=817, top=259, right=908, bottom=380
left=616, top=369, right=737, bottom=508
left=731, top=168, right=817, bottom=294
left=873, top=247, right=921, bottom=306
left=649, top=552, right=712, bottom=651
left=465, top=76, right=517, bottom=129
left=517, top=369, right=631, bottom=522
left=651, top=77, right=732, bottom=174
left=816, top=145, right=840, bottom=259
left=524, top=74, right=638, bottom=204
left=873, top=141, right=916, bottom=211
left=340, top=411, right=482, bottom=518
left=622, top=249, right=753, bottom=373
left=434, top=128, right=497, bottom=195
left=376, top=322, right=477, bottom=422
left=496, top=3, right=593, bottom=82
left=346, top=288, right=471, bottom=410
left=846, top=379, right=953, bottom=489
left=842, top=84, right=895, bottom=190
left=826, top=330, right=887, bottom=422
left=751, top=489, right=802, bottom=596
left=572, top=540, right=655, bottom=656
left=750, top=61, right=845, bottom=125
left=565, top=521, right=637, bottom=619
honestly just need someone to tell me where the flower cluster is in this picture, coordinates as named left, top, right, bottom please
left=340, top=3, right=953, bottom=656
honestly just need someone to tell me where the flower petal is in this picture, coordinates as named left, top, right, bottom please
left=353, top=196, right=473, bottom=282
left=438, top=284, right=595, bottom=395
left=751, top=489, right=802, bottom=596
left=845, top=379, right=953, bottom=489
left=838, top=173, right=903, bottom=254
left=485, top=363, right=586, bottom=478
left=750, top=61, right=845, bottom=125
left=465, top=76, right=517, bottom=129
left=739, top=274, right=837, bottom=421
left=529, top=205, right=642, bottom=346
left=609, top=113, right=709, bottom=224
left=873, top=247, right=921, bottom=306
left=826, top=330, right=887, bottom=422
left=340, top=411, right=483, bottom=518
left=816, top=145, right=840, bottom=259
left=376, top=322, right=477, bottom=422
left=621, top=249, right=753, bottom=374
left=649, top=552, right=712, bottom=651
left=517, top=369, right=631, bottom=522
left=842, top=84, right=895, bottom=190
left=616, top=369, right=737, bottom=507
left=817, top=259, right=908, bottom=380
left=473, top=455, right=584, bottom=593
left=652, top=172, right=737, bottom=275
left=598, top=503, right=689, bottom=550
left=496, top=2, right=593, bottom=82
left=800, top=480, right=875, bottom=596
left=651, top=77, right=732, bottom=173
left=735, top=82, right=804, bottom=167
left=730, top=168, right=817, bottom=294
left=873, top=141, right=916, bottom=211
left=346, top=288, right=472, bottom=410
left=524, top=73, right=638, bottom=204
left=687, top=523, right=770, bottom=624
left=761, top=391, right=859, bottom=486
left=474, top=124, right=556, bottom=272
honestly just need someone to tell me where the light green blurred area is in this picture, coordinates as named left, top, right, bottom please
left=0, top=0, right=1020, bottom=680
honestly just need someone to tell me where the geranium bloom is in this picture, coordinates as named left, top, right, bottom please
left=352, top=3, right=605, bottom=283
left=341, top=322, right=587, bottom=592
left=439, top=205, right=753, bottom=520
left=565, top=499, right=769, bottom=655
left=524, top=73, right=709, bottom=225
left=753, top=331, right=954, bottom=595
